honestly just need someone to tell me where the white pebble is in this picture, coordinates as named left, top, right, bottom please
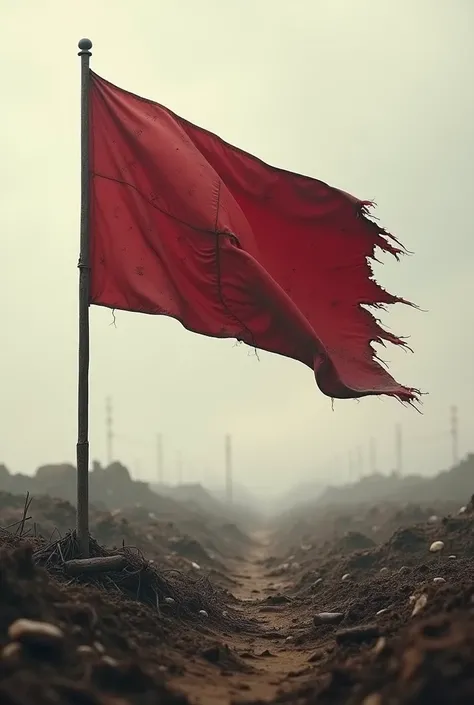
left=8, top=619, right=63, bottom=645
left=285, top=635, right=294, bottom=643
left=164, top=597, right=176, bottom=605
left=408, top=595, right=416, bottom=604
left=313, top=612, right=344, bottom=625
left=1, top=642, right=22, bottom=662
left=412, top=594, right=428, bottom=616
left=342, top=573, right=351, bottom=581
left=376, top=609, right=388, bottom=616
left=379, top=567, right=389, bottom=574
left=429, top=541, right=445, bottom=553
left=449, top=555, right=457, bottom=560
left=222, top=610, right=228, bottom=618
left=198, top=610, right=209, bottom=618
left=433, top=577, right=446, bottom=584
left=191, top=562, right=201, bottom=570
left=458, top=506, right=467, bottom=514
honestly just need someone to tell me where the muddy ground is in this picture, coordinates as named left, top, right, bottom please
left=0, top=492, right=474, bottom=704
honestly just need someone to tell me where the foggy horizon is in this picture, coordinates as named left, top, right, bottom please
left=2, top=1, right=473, bottom=496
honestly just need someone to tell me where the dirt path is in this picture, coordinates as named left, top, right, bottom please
left=170, top=532, right=313, bottom=704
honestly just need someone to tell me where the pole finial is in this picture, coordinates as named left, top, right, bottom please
left=78, top=38, right=93, bottom=56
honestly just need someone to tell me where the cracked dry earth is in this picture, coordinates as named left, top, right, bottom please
left=169, top=532, right=315, bottom=704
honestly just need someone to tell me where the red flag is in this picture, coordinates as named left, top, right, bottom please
left=88, top=72, right=418, bottom=403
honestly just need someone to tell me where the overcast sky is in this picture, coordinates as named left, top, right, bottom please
left=1, top=0, right=473, bottom=496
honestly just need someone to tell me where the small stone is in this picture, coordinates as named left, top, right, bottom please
left=191, top=562, right=201, bottom=570
left=412, top=594, right=428, bottom=616
left=311, top=578, right=323, bottom=589
left=198, top=610, right=209, bottom=618
left=458, top=506, right=467, bottom=514
left=449, top=555, right=456, bottom=560
left=164, top=597, right=176, bottom=605
left=408, top=595, right=416, bottom=604
left=77, top=645, right=94, bottom=656
left=341, top=573, right=351, bottom=581
left=362, top=695, right=382, bottom=705
left=379, top=567, right=389, bottom=574
left=285, top=635, right=294, bottom=643
left=433, top=577, right=446, bottom=584
left=8, top=619, right=64, bottom=647
left=222, top=610, right=228, bottom=618
left=93, top=642, right=105, bottom=653
left=1, top=642, right=22, bottom=664
left=376, top=609, right=388, bottom=616
left=101, top=655, right=119, bottom=667
left=429, top=541, right=445, bottom=553
left=313, top=612, right=344, bottom=626
left=373, top=637, right=386, bottom=655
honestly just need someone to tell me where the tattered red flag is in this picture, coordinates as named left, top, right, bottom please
left=88, top=71, right=418, bottom=403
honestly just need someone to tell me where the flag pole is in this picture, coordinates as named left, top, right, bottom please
left=76, top=38, right=93, bottom=557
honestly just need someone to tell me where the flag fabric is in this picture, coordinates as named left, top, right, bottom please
left=88, top=71, right=418, bottom=403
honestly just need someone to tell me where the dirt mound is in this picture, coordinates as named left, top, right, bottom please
left=0, top=541, right=189, bottom=705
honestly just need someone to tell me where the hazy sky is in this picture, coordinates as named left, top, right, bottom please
left=2, top=0, right=473, bottom=496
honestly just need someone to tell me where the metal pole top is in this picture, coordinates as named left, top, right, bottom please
left=78, top=38, right=93, bottom=55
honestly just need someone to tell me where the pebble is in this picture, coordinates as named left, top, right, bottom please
left=429, top=541, right=445, bottom=553
left=362, top=695, right=382, bottom=705
left=408, top=595, right=416, bottom=604
left=1, top=642, right=22, bottom=664
left=8, top=619, right=64, bottom=647
left=411, top=594, right=428, bottom=616
left=191, top=562, right=201, bottom=571
left=311, top=578, right=323, bottom=589
left=285, top=635, right=294, bottom=643
left=376, top=609, right=388, bottom=616
left=458, top=506, right=467, bottom=514
left=301, top=544, right=312, bottom=552
left=373, top=637, right=387, bottom=655
left=341, top=573, right=351, bottom=581
left=101, top=655, right=119, bottom=667
left=433, top=577, right=446, bottom=584
left=77, top=645, right=94, bottom=656
left=222, top=610, right=228, bottom=618
left=313, top=612, right=344, bottom=626
left=93, top=642, right=105, bottom=653
left=449, top=555, right=457, bottom=560
left=379, top=567, right=389, bottom=574
left=164, top=597, right=176, bottom=605
left=198, top=610, right=209, bottom=618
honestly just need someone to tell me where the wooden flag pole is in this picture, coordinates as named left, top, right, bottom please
left=76, top=38, right=93, bottom=557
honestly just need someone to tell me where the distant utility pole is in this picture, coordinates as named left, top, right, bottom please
left=225, top=434, right=233, bottom=505
left=369, top=438, right=377, bottom=474
left=156, top=433, right=163, bottom=484
left=106, top=396, right=114, bottom=465
left=450, top=405, right=459, bottom=465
